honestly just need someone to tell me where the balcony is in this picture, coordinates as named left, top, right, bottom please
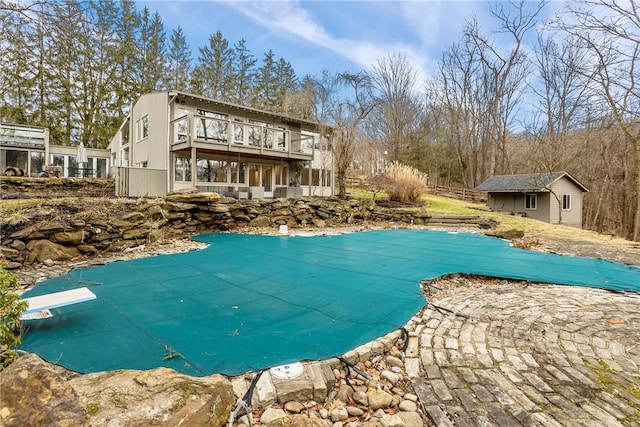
left=0, top=124, right=46, bottom=149
left=170, top=114, right=314, bottom=161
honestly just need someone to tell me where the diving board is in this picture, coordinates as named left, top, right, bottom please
left=21, top=287, right=96, bottom=319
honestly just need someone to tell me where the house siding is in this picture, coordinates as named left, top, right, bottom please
left=131, top=92, right=169, bottom=171
left=110, top=91, right=334, bottom=198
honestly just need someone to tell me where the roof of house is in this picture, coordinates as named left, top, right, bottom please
left=474, top=172, right=589, bottom=193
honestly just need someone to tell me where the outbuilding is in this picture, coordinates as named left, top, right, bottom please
left=474, top=172, right=589, bottom=227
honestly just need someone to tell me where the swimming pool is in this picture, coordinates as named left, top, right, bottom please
left=19, top=230, right=640, bottom=376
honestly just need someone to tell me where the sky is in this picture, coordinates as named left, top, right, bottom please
left=140, top=0, right=561, bottom=84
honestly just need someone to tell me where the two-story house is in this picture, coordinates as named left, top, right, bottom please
left=108, top=91, right=334, bottom=198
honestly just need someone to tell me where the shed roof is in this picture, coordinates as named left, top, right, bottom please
left=474, top=172, right=589, bottom=193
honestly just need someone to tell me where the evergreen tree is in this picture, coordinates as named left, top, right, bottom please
left=191, top=31, right=234, bottom=101
left=0, top=12, right=38, bottom=124
left=114, top=0, right=141, bottom=115
left=274, top=57, right=299, bottom=112
left=46, top=0, right=88, bottom=145
left=230, top=38, right=257, bottom=105
left=136, top=8, right=167, bottom=94
left=254, top=49, right=279, bottom=110
left=166, top=26, right=192, bottom=91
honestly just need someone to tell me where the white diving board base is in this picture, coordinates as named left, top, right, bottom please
left=21, top=287, right=96, bottom=319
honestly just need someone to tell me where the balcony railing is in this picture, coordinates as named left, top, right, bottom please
left=170, top=114, right=315, bottom=158
left=0, top=126, right=46, bottom=149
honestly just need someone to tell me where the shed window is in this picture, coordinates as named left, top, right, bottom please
left=525, top=193, right=537, bottom=210
left=562, top=194, right=571, bottom=210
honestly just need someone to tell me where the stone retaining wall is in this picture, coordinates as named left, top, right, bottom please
left=1, top=191, right=489, bottom=270
left=1, top=176, right=115, bottom=199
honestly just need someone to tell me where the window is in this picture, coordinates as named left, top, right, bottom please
left=96, top=158, right=107, bottom=178
left=275, top=164, right=287, bottom=186
left=322, top=170, right=332, bottom=187
left=196, top=110, right=228, bottom=142
left=136, top=116, right=148, bottom=141
left=174, top=109, right=189, bottom=142
left=3, top=149, right=28, bottom=172
left=121, top=119, right=130, bottom=146
left=233, top=120, right=245, bottom=145
left=197, top=159, right=227, bottom=183
left=525, top=193, right=537, bottom=210
left=174, top=156, right=192, bottom=182
left=230, top=162, right=246, bottom=184
left=562, top=194, right=571, bottom=210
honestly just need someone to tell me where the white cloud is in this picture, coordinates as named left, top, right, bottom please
left=227, top=1, right=418, bottom=72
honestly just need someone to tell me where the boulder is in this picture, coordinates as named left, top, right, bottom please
left=249, top=216, right=272, bottom=228
left=70, top=367, right=235, bottom=427
left=366, top=388, right=394, bottom=410
left=26, top=239, right=80, bottom=263
left=264, top=414, right=327, bottom=427
left=51, top=230, right=85, bottom=245
left=0, top=354, right=88, bottom=427
left=165, top=191, right=221, bottom=204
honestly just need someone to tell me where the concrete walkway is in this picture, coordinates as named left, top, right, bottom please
left=409, top=278, right=640, bottom=427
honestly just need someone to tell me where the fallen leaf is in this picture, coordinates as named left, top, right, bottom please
left=608, top=318, right=624, bottom=324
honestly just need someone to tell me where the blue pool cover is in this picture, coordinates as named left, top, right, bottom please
left=20, top=230, right=640, bottom=376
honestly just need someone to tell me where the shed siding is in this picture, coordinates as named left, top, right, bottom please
left=550, top=178, right=583, bottom=227
left=488, top=193, right=518, bottom=212
left=525, top=192, right=551, bottom=223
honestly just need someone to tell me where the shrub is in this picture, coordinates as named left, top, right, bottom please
left=0, top=265, right=27, bottom=369
left=385, top=162, right=428, bottom=203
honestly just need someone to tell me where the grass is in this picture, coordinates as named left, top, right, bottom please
left=350, top=187, right=637, bottom=248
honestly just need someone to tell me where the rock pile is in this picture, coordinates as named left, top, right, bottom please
left=230, top=328, right=428, bottom=427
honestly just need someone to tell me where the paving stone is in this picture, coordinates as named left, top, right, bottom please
left=499, top=364, right=524, bottom=383
left=531, top=411, right=566, bottom=427
left=510, top=408, right=539, bottom=427
left=455, top=388, right=481, bottom=412
left=544, top=364, right=573, bottom=383
left=563, top=366, right=598, bottom=389
left=507, top=355, right=529, bottom=371
left=486, top=403, right=520, bottom=426
left=444, top=338, right=458, bottom=350
left=446, top=405, right=475, bottom=427
left=411, top=378, right=440, bottom=405
left=598, top=391, right=639, bottom=418
left=424, top=405, right=454, bottom=427
left=456, top=367, right=478, bottom=384
left=581, top=403, right=626, bottom=427
left=490, top=348, right=504, bottom=362
left=522, top=372, right=553, bottom=393
left=488, top=386, right=514, bottom=405
left=470, top=384, right=495, bottom=403
left=441, top=369, right=463, bottom=389
left=431, top=379, right=454, bottom=401
left=507, top=389, right=538, bottom=412
left=404, top=357, right=420, bottom=378
left=520, top=353, right=539, bottom=368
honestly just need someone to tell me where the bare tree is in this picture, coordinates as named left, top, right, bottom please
left=558, top=0, right=640, bottom=241
left=331, top=72, right=378, bottom=198
left=529, top=32, right=591, bottom=172
left=369, top=52, right=423, bottom=163
left=467, top=0, right=545, bottom=176
left=426, top=28, right=491, bottom=189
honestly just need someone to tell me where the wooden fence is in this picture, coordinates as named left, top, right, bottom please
left=428, top=184, right=487, bottom=203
